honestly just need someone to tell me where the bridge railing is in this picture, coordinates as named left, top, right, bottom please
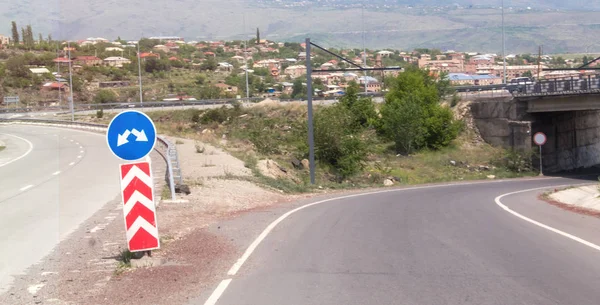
left=515, top=75, right=600, bottom=97
left=0, top=118, right=182, bottom=201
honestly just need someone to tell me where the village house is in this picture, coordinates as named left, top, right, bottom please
left=139, top=52, right=160, bottom=60
left=284, top=65, right=307, bottom=78
left=377, top=50, right=394, bottom=57
left=104, top=56, right=131, bottom=67
left=153, top=45, right=170, bottom=53
left=29, top=67, right=51, bottom=75
left=105, top=47, right=124, bottom=52
left=42, top=82, right=69, bottom=92
left=254, top=59, right=280, bottom=69
left=0, top=35, right=10, bottom=48
left=214, top=82, right=238, bottom=94
left=231, top=55, right=245, bottom=63
left=476, top=65, right=545, bottom=80
left=446, top=73, right=502, bottom=86
left=74, top=56, right=103, bottom=66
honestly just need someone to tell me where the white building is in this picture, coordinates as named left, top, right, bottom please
left=104, top=56, right=131, bottom=67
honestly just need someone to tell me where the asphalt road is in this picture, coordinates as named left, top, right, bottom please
left=0, top=125, right=122, bottom=293
left=206, top=177, right=600, bottom=305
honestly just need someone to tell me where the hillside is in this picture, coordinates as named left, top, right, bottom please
left=1, top=0, right=599, bottom=53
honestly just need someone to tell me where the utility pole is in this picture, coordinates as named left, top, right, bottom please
left=67, top=41, right=74, bottom=122
left=305, top=38, right=315, bottom=185
left=362, top=2, right=368, bottom=94
left=243, top=15, right=250, bottom=101
left=57, top=43, right=61, bottom=107
left=537, top=45, right=542, bottom=80
left=502, top=0, right=507, bottom=84
left=137, top=40, right=143, bottom=105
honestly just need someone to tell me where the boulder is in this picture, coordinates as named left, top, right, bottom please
left=301, top=159, right=310, bottom=169
left=383, top=179, right=394, bottom=186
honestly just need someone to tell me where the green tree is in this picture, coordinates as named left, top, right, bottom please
left=379, top=67, right=461, bottom=154
left=94, top=89, right=118, bottom=103
left=312, top=104, right=367, bottom=179
left=200, top=57, right=217, bottom=71
left=256, top=27, right=260, bottom=42
left=144, top=58, right=170, bottom=73
left=339, top=81, right=378, bottom=128
left=20, top=28, right=26, bottom=48
left=522, top=70, right=533, bottom=79
left=291, top=78, right=305, bottom=99
left=11, top=21, right=19, bottom=45
left=6, top=55, right=28, bottom=77
left=25, top=25, right=34, bottom=48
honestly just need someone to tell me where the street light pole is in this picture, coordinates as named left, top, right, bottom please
left=137, top=40, right=143, bottom=105
left=67, top=41, right=74, bottom=122
left=243, top=15, right=250, bottom=101
left=305, top=38, right=315, bottom=185
left=502, top=0, right=507, bottom=84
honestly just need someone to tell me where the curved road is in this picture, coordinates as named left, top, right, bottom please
left=205, top=177, right=600, bottom=305
left=0, top=125, right=121, bottom=293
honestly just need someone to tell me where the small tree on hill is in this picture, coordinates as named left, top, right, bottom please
left=11, top=21, right=19, bottom=45
left=94, top=89, right=118, bottom=103
left=378, top=66, right=462, bottom=154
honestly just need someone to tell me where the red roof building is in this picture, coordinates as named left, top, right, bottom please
left=139, top=52, right=160, bottom=60
left=74, top=56, right=102, bottom=66
left=204, top=51, right=216, bottom=57
left=53, top=57, right=72, bottom=63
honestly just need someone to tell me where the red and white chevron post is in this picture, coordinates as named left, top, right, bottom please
left=119, top=161, right=160, bottom=252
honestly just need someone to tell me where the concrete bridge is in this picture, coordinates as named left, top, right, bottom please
left=471, top=75, right=600, bottom=173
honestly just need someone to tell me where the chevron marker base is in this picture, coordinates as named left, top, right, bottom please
left=119, top=161, right=160, bottom=252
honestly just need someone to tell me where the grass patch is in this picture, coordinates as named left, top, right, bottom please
left=0, top=146, right=5, bottom=152
left=175, top=139, right=184, bottom=145
left=142, top=105, right=536, bottom=192
left=114, top=249, right=134, bottom=276
left=160, top=185, right=171, bottom=200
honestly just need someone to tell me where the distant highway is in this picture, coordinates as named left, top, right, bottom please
left=0, top=125, right=122, bottom=293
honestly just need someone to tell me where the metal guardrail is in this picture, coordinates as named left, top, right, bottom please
left=513, top=75, right=600, bottom=97
left=0, top=118, right=182, bottom=200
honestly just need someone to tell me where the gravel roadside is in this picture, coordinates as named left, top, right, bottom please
left=0, top=135, right=311, bottom=305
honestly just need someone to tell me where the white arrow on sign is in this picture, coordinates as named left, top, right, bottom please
left=117, top=129, right=149, bottom=147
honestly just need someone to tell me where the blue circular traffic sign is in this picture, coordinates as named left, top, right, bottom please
left=106, top=111, right=157, bottom=161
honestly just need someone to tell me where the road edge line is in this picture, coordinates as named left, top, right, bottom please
left=495, top=184, right=600, bottom=252
left=203, top=279, right=232, bottom=305
left=0, top=133, right=34, bottom=168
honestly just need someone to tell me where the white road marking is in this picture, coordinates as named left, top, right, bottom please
left=203, top=279, right=232, bottom=305
left=52, top=171, right=60, bottom=175
left=495, top=185, right=600, bottom=252
left=79, top=146, right=83, bottom=149
left=27, top=283, right=45, bottom=294
left=69, top=139, right=73, bottom=142
left=20, top=185, right=33, bottom=191
left=69, top=162, right=75, bottom=166
left=80, top=150, right=84, bottom=153
left=204, top=177, right=566, bottom=304
left=41, top=272, right=58, bottom=276
left=77, top=155, right=82, bottom=159
left=0, top=133, right=34, bottom=168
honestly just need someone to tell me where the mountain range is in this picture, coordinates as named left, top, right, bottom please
left=1, top=0, right=599, bottom=54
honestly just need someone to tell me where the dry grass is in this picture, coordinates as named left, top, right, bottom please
left=142, top=104, right=535, bottom=191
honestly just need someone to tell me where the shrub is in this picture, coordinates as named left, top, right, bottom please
left=379, top=67, right=461, bottom=154
left=94, top=89, right=117, bottom=104
left=200, top=106, right=230, bottom=124
left=313, top=104, right=367, bottom=178
left=96, top=108, right=104, bottom=118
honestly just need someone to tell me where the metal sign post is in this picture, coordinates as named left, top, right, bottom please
left=533, top=132, right=547, bottom=176
left=3, top=96, right=19, bottom=109
left=107, top=110, right=159, bottom=254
